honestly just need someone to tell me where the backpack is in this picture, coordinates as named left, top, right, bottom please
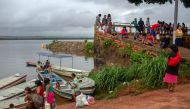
left=31, top=94, right=44, bottom=108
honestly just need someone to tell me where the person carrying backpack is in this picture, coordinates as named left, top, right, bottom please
left=35, top=80, right=45, bottom=109
left=24, top=87, right=44, bottom=109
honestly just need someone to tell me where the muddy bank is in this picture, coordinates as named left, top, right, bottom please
left=57, top=83, right=190, bottom=109
left=46, top=40, right=85, bottom=56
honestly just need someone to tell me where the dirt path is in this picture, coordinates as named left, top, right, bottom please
left=57, top=84, right=190, bottom=109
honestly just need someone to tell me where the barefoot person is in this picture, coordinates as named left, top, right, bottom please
left=163, top=45, right=181, bottom=92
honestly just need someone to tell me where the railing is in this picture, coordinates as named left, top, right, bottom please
left=111, top=22, right=190, bottom=35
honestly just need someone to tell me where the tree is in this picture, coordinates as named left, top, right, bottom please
left=127, top=0, right=190, bottom=8
left=127, top=0, right=190, bottom=44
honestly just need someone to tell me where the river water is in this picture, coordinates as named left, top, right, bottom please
left=0, top=40, right=94, bottom=80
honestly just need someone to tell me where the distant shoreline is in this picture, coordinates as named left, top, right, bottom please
left=0, top=36, right=93, bottom=40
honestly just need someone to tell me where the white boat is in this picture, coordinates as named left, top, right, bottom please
left=52, top=66, right=89, bottom=78
left=76, top=77, right=95, bottom=95
left=53, top=66, right=89, bottom=73
left=36, top=52, right=90, bottom=77
left=0, top=80, right=36, bottom=101
left=0, top=74, right=27, bottom=90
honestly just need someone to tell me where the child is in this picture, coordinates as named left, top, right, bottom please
left=160, top=34, right=170, bottom=49
left=163, top=44, right=180, bottom=92
left=145, top=33, right=154, bottom=46
left=120, top=26, right=128, bottom=39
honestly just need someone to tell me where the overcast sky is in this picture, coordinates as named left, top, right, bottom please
left=0, top=0, right=189, bottom=37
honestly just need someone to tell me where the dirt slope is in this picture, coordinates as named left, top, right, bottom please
left=57, top=84, right=190, bottom=109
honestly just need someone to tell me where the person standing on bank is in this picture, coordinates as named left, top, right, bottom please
left=138, top=18, right=145, bottom=33
left=146, top=17, right=150, bottom=33
left=175, top=26, right=183, bottom=46
left=44, top=78, right=55, bottom=109
left=95, top=14, right=101, bottom=30
left=163, top=45, right=181, bottom=92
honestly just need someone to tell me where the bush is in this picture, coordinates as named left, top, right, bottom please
left=94, top=67, right=128, bottom=91
left=141, top=55, right=167, bottom=88
left=84, top=41, right=94, bottom=54
left=103, top=39, right=118, bottom=48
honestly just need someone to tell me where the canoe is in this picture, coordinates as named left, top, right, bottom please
left=26, top=61, right=37, bottom=67
left=0, top=96, right=27, bottom=109
left=37, top=71, right=73, bottom=100
left=0, top=74, right=27, bottom=90
left=0, top=80, right=36, bottom=101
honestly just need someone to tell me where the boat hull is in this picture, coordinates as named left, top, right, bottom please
left=0, top=80, right=35, bottom=101
left=0, top=75, right=27, bottom=90
left=80, top=88, right=95, bottom=95
left=26, top=62, right=37, bottom=67
left=53, top=88, right=73, bottom=100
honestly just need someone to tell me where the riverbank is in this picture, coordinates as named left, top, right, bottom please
left=46, top=40, right=86, bottom=56
left=57, top=83, right=190, bottom=109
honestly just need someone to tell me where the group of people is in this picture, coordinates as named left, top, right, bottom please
left=95, top=14, right=112, bottom=34
left=37, top=60, right=52, bottom=72
left=95, top=13, right=189, bottom=47
left=24, top=79, right=54, bottom=109
left=9, top=78, right=54, bottom=109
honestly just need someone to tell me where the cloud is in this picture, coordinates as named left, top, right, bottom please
left=0, top=0, right=189, bottom=37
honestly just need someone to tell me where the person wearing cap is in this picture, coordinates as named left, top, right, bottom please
left=163, top=44, right=181, bottom=92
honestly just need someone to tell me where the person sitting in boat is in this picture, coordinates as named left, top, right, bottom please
left=71, top=73, right=81, bottom=101
left=44, top=60, right=50, bottom=69
left=55, top=81, right=60, bottom=89
left=36, top=61, right=43, bottom=71
left=9, top=103, right=15, bottom=109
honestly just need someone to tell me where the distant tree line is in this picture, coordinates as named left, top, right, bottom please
left=127, top=0, right=190, bottom=8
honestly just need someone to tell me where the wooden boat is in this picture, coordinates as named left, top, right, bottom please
left=26, top=61, right=37, bottom=67
left=0, top=96, right=27, bottom=109
left=0, top=80, right=36, bottom=101
left=36, top=52, right=90, bottom=77
left=53, top=66, right=88, bottom=73
left=0, top=74, right=27, bottom=90
left=37, top=71, right=73, bottom=100
left=52, top=66, right=89, bottom=78
left=53, top=84, right=73, bottom=100
left=76, top=77, right=95, bottom=95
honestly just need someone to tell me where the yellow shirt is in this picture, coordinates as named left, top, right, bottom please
left=176, top=29, right=183, bottom=38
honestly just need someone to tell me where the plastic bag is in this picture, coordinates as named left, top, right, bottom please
left=82, top=95, right=89, bottom=105
left=75, top=93, right=85, bottom=108
left=87, top=96, right=95, bottom=105
left=75, top=93, right=89, bottom=108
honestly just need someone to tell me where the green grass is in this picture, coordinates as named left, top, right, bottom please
left=89, top=46, right=190, bottom=99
